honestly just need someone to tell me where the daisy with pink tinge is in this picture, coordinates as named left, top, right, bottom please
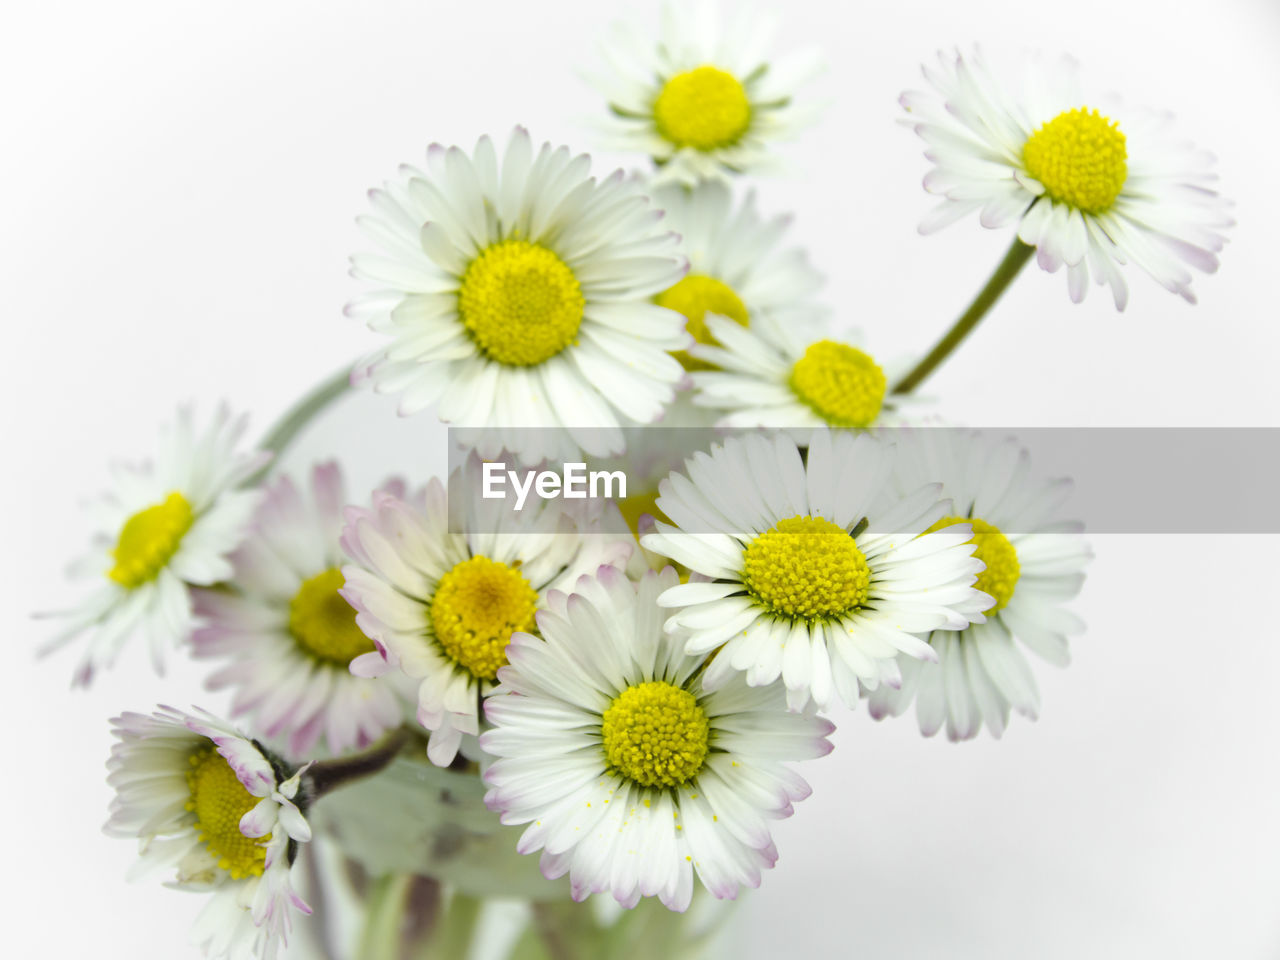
left=481, top=566, right=834, bottom=910
left=192, top=462, right=414, bottom=758
left=105, top=706, right=311, bottom=960
left=338, top=455, right=635, bottom=766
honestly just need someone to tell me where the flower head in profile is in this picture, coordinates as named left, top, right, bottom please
left=482, top=566, right=833, bottom=910
left=338, top=456, right=634, bottom=765
left=641, top=430, right=987, bottom=710
left=41, top=407, right=267, bottom=686
left=105, top=707, right=311, bottom=960
left=903, top=47, right=1232, bottom=308
left=648, top=179, right=824, bottom=369
left=592, top=1, right=821, bottom=185
left=865, top=429, right=1091, bottom=740
left=192, top=463, right=413, bottom=758
left=347, top=127, right=689, bottom=463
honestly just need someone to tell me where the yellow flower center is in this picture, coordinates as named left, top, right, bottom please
left=109, top=491, right=194, bottom=588
left=653, top=65, right=752, bottom=151
left=288, top=567, right=375, bottom=665
left=1022, top=107, right=1127, bottom=214
left=457, top=240, right=585, bottom=366
left=185, top=746, right=269, bottom=880
left=654, top=273, right=749, bottom=371
left=742, top=515, right=871, bottom=619
left=789, top=340, right=887, bottom=429
left=601, top=681, right=710, bottom=788
left=429, top=555, right=538, bottom=681
left=926, top=515, right=1021, bottom=612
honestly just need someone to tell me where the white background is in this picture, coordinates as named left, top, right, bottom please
left=3, top=0, right=1279, bottom=957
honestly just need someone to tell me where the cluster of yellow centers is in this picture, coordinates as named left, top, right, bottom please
left=789, top=340, right=887, bottom=429
left=601, top=681, right=710, bottom=788
left=185, top=746, right=268, bottom=880
left=743, top=515, right=871, bottom=619
left=288, top=567, right=375, bottom=665
left=1022, top=107, right=1128, bottom=214
left=926, top=515, right=1021, bottom=613
left=429, top=555, right=538, bottom=681
left=654, top=273, right=750, bottom=370
left=653, top=65, right=752, bottom=151
left=109, top=491, right=194, bottom=588
left=457, top=239, right=585, bottom=366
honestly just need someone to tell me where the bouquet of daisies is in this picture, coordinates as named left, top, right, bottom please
left=41, top=4, right=1230, bottom=959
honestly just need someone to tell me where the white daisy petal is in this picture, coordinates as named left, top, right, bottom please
left=481, top=568, right=829, bottom=910
left=42, top=406, right=265, bottom=685
left=191, top=464, right=414, bottom=758
left=105, top=707, right=311, bottom=960
left=348, top=128, right=686, bottom=462
left=642, top=430, right=985, bottom=707
left=865, top=428, right=1090, bottom=740
left=590, top=3, right=821, bottom=185
left=904, top=47, right=1231, bottom=307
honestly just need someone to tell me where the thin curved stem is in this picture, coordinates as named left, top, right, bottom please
left=892, top=237, right=1035, bottom=395
left=303, top=726, right=413, bottom=802
left=245, top=365, right=354, bottom=485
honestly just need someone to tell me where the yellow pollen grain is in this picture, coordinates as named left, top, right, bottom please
left=789, top=340, right=887, bottom=429
left=601, top=681, right=710, bottom=788
left=653, top=65, right=752, bottom=151
left=288, top=567, right=375, bottom=665
left=742, top=515, right=871, bottom=619
left=109, top=491, right=194, bottom=588
left=925, top=515, right=1021, bottom=612
left=185, top=746, right=268, bottom=880
left=457, top=239, right=584, bottom=366
left=429, top=555, right=538, bottom=681
left=1022, top=107, right=1127, bottom=214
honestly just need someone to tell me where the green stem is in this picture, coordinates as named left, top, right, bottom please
left=303, top=726, right=413, bottom=802
left=416, top=892, right=483, bottom=960
left=892, top=237, right=1035, bottom=395
left=246, top=365, right=354, bottom=484
left=358, top=874, right=415, bottom=960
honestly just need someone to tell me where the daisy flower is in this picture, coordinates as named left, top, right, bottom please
left=902, top=47, right=1232, bottom=308
left=105, top=706, right=312, bottom=960
left=593, top=1, right=821, bottom=185
left=689, top=316, right=911, bottom=431
left=641, top=430, right=987, bottom=710
left=191, top=463, right=412, bottom=758
left=338, top=458, right=633, bottom=766
left=481, top=565, right=834, bottom=910
left=865, top=430, right=1091, bottom=740
left=41, top=407, right=267, bottom=686
left=346, top=127, right=689, bottom=463
left=649, top=179, right=824, bottom=369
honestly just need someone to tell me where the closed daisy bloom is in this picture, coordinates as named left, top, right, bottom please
left=689, top=316, right=911, bottom=431
left=347, top=127, right=689, bottom=462
left=641, top=430, right=986, bottom=710
left=649, top=179, right=824, bottom=369
left=105, top=707, right=311, bottom=960
left=41, top=407, right=267, bottom=686
left=481, top=566, right=834, bottom=911
left=338, top=459, right=633, bottom=765
left=593, top=1, right=821, bottom=185
left=191, top=463, right=412, bottom=758
left=865, top=430, right=1091, bottom=740
left=903, top=47, right=1233, bottom=308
